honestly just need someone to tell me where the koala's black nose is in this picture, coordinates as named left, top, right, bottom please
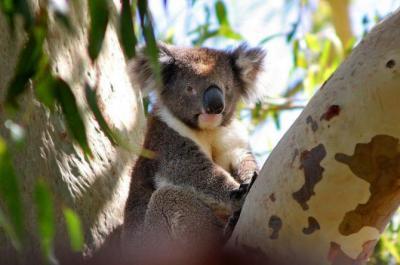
left=203, top=86, right=225, bottom=114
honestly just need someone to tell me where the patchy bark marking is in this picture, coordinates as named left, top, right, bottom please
left=269, top=193, right=276, bottom=202
left=306, top=115, right=318, bottom=132
left=327, top=240, right=377, bottom=265
left=386, top=59, right=396, bottom=68
left=268, top=215, right=282, bottom=240
left=292, top=144, right=327, bottom=210
left=302, top=216, right=320, bottom=235
left=335, top=135, right=400, bottom=236
left=320, top=105, right=341, bottom=121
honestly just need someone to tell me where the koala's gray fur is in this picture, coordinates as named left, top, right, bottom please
left=123, top=44, right=265, bottom=246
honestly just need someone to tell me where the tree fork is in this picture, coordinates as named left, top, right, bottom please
left=229, top=9, right=400, bottom=265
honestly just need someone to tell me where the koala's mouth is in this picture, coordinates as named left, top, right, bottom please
left=197, top=113, right=223, bottom=129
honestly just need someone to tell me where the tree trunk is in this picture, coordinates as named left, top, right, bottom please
left=0, top=0, right=144, bottom=263
left=230, top=9, right=400, bottom=265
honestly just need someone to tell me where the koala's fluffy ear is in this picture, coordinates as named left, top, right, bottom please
left=231, top=44, right=266, bottom=102
left=128, top=43, right=174, bottom=96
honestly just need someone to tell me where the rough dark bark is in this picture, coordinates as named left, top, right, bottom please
left=0, top=0, right=144, bottom=263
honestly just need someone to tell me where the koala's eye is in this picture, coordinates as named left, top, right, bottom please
left=186, top=86, right=195, bottom=95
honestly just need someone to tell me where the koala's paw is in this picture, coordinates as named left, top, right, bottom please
left=227, top=171, right=258, bottom=221
left=230, top=171, right=258, bottom=201
left=248, top=171, right=258, bottom=189
left=229, top=183, right=249, bottom=201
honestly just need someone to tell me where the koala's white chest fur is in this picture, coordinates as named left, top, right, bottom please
left=158, top=106, right=249, bottom=172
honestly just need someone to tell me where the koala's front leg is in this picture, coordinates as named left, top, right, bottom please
left=224, top=152, right=259, bottom=240
left=224, top=171, right=259, bottom=241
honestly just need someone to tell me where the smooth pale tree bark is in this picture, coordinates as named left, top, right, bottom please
left=0, top=0, right=144, bottom=263
left=230, top=8, right=400, bottom=265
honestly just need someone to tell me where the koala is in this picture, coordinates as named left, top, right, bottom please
left=123, top=43, right=265, bottom=248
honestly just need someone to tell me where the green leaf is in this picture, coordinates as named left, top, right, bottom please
left=0, top=0, right=14, bottom=14
left=138, top=1, right=161, bottom=85
left=286, top=19, right=299, bottom=43
left=0, top=207, right=21, bottom=251
left=215, top=0, right=228, bottom=27
left=305, top=33, right=320, bottom=53
left=16, top=0, right=33, bottom=29
left=219, top=25, right=242, bottom=40
left=292, top=39, right=300, bottom=66
left=271, top=111, right=281, bottom=130
left=192, top=29, right=218, bottom=46
left=33, top=55, right=57, bottom=110
left=0, top=0, right=15, bottom=29
left=54, top=79, right=92, bottom=157
left=297, top=51, right=307, bottom=68
left=0, top=138, right=24, bottom=250
left=251, top=101, right=262, bottom=121
left=88, top=0, right=109, bottom=61
left=85, top=84, right=117, bottom=145
left=0, top=0, right=33, bottom=30
left=5, top=26, right=46, bottom=109
left=119, top=0, right=136, bottom=59
left=34, top=179, right=57, bottom=264
left=259, top=32, right=286, bottom=45
left=319, top=39, right=331, bottom=69
left=63, top=208, right=84, bottom=252
left=142, top=97, right=150, bottom=116
left=34, top=74, right=56, bottom=111
left=381, top=233, right=400, bottom=263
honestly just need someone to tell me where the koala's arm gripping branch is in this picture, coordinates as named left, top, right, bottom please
left=233, top=151, right=258, bottom=184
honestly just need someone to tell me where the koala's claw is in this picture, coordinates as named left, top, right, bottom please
left=248, top=171, right=258, bottom=189
left=229, top=183, right=249, bottom=200
left=229, top=171, right=258, bottom=201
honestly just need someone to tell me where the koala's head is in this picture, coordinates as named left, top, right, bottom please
left=130, top=43, right=265, bottom=130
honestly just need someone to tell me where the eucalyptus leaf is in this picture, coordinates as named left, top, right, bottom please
left=0, top=207, right=21, bottom=251
left=6, top=26, right=46, bottom=109
left=34, top=179, right=57, bottom=264
left=85, top=84, right=117, bottom=146
left=63, top=208, right=84, bottom=252
left=0, top=0, right=33, bottom=30
left=215, top=0, right=228, bottom=27
left=34, top=56, right=56, bottom=110
left=88, top=0, right=109, bottom=61
left=138, top=0, right=161, bottom=85
left=272, top=111, right=281, bottom=130
left=119, top=0, right=136, bottom=59
left=54, top=79, right=92, bottom=157
left=0, top=138, right=24, bottom=251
